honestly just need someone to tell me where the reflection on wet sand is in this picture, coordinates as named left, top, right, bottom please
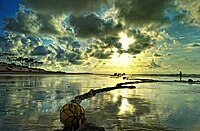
left=0, top=74, right=126, bottom=130
left=83, top=88, right=171, bottom=130
left=118, top=97, right=136, bottom=115
left=0, top=75, right=81, bottom=130
left=0, top=74, right=200, bottom=130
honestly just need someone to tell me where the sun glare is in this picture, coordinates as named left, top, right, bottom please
left=119, top=32, right=135, bottom=50
left=111, top=48, right=133, bottom=67
left=110, top=90, right=136, bottom=115
left=118, top=98, right=136, bottom=115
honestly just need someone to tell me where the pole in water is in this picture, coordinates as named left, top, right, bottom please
left=180, top=71, right=182, bottom=81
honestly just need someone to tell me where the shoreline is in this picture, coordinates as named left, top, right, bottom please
left=0, top=62, right=94, bottom=75
left=0, top=71, right=94, bottom=75
left=1, top=63, right=200, bottom=77
left=1, top=71, right=200, bottom=77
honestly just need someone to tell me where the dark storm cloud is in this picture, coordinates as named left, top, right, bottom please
left=58, top=37, right=81, bottom=49
left=90, top=50, right=113, bottom=59
left=69, top=13, right=123, bottom=38
left=3, top=11, right=40, bottom=35
left=3, top=0, right=175, bottom=38
left=3, top=10, right=122, bottom=37
left=100, top=36, right=123, bottom=54
left=56, top=37, right=83, bottom=63
left=115, top=0, right=172, bottom=25
left=84, top=36, right=122, bottom=59
left=0, top=32, right=44, bottom=56
left=101, top=36, right=121, bottom=49
left=31, top=45, right=52, bottom=56
left=87, top=36, right=121, bottom=50
left=3, top=10, right=67, bottom=36
left=22, top=0, right=175, bottom=26
left=127, top=29, right=155, bottom=55
left=37, top=14, right=67, bottom=36
left=52, top=45, right=83, bottom=64
left=128, top=42, right=150, bottom=55
left=23, top=0, right=108, bottom=15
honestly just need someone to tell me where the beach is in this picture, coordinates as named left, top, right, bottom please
left=0, top=74, right=200, bottom=130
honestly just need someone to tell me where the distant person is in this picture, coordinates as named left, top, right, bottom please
left=180, top=71, right=182, bottom=81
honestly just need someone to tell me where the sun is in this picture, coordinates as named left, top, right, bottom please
left=119, top=32, right=135, bottom=50
left=109, top=32, right=135, bottom=67
left=110, top=48, right=133, bottom=67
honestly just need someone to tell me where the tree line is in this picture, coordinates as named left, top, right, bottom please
left=0, top=52, right=43, bottom=68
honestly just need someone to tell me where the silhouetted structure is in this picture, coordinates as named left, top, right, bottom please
left=188, top=79, right=193, bottom=82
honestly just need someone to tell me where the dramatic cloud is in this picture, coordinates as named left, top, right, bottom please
left=3, top=10, right=68, bottom=36
left=146, top=59, right=161, bottom=68
left=0, top=32, right=83, bottom=66
left=114, top=0, right=172, bottom=25
left=69, top=13, right=123, bottom=38
left=90, top=49, right=113, bottom=59
left=83, top=28, right=164, bottom=60
left=51, top=45, right=83, bottom=64
left=23, top=0, right=108, bottom=15
left=84, top=39, right=114, bottom=59
left=176, top=0, right=200, bottom=26
left=3, top=11, right=40, bottom=35
left=21, top=36, right=42, bottom=48
left=1, top=0, right=200, bottom=74
left=38, top=14, right=68, bottom=36
left=0, top=33, right=18, bottom=53
left=126, top=29, right=155, bottom=55
left=58, top=37, right=81, bottom=49
left=0, top=32, right=44, bottom=56
left=31, top=45, right=52, bottom=56
left=101, top=36, right=122, bottom=50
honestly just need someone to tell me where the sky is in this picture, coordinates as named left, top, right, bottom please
left=0, top=0, right=200, bottom=74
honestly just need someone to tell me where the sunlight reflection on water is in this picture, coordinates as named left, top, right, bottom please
left=118, top=97, right=136, bottom=115
left=0, top=74, right=200, bottom=130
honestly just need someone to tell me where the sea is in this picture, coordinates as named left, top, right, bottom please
left=0, top=74, right=200, bottom=131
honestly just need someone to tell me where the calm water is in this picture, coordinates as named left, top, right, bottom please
left=0, top=74, right=200, bottom=131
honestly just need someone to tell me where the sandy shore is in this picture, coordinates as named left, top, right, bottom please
left=0, top=62, right=66, bottom=74
left=0, top=62, right=95, bottom=75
